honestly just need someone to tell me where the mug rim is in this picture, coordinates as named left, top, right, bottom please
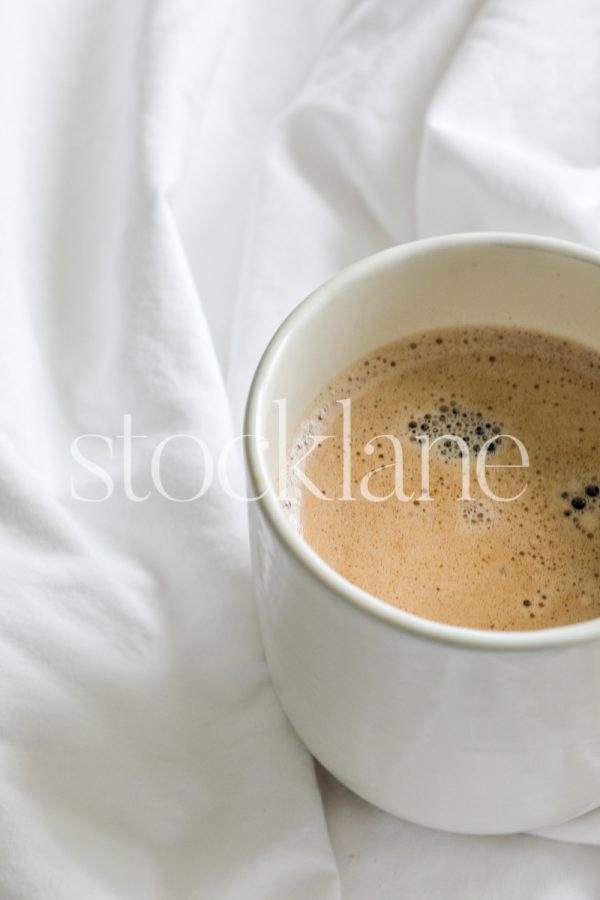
left=244, top=231, right=600, bottom=651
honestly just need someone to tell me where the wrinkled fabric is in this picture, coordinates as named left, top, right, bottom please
left=1, top=1, right=600, bottom=897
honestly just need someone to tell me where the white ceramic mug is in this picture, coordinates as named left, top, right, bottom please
left=244, top=233, right=600, bottom=834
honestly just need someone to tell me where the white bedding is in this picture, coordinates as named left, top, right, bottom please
left=2, top=1, right=600, bottom=897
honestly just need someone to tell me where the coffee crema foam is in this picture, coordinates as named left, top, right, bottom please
left=285, top=326, right=600, bottom=631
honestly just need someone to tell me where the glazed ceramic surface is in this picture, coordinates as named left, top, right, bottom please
left=244, top=234, right=600, bottom=834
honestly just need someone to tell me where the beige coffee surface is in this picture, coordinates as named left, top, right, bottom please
left=286, top=327, right=600, bottom=630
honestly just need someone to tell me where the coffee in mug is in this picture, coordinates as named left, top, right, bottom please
left=286, top=326, right=600, bottom=631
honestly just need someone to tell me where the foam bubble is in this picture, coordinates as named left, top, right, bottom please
left=406, top=402, right=503, bottom=458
